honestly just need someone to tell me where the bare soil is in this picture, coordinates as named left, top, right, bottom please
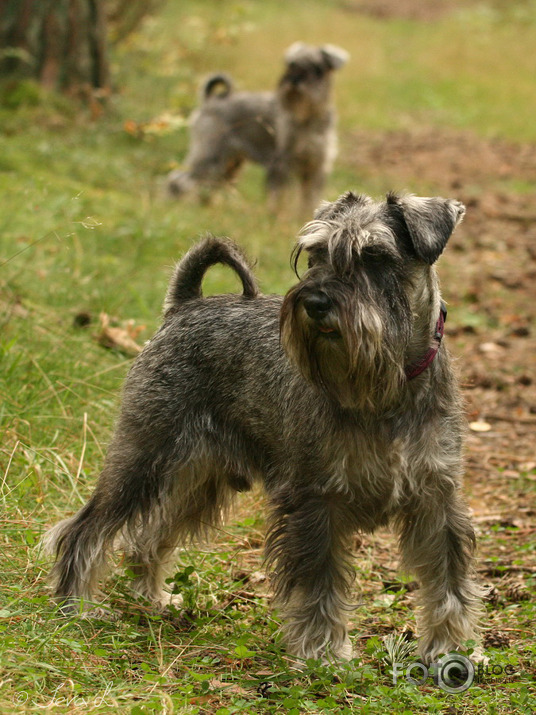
left=341, top=0, right=470, bottom=22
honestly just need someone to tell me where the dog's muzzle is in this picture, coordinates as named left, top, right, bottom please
left=284, top=68, right=307, bottom=87
left=302, top=293, right=339, bottom=336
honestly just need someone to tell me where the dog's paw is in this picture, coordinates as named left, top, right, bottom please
left=80, top=606, right=120, bottom=622
left=55, top=597, right=114, bottom=620
left=468, top=647, right=489, bottom=665
left=323, top=636, right=354, bottom=664
left=155, top=591, right=184, bottom=613
left=338, top=637, right=354, bottom=661
left=287, top=635, right=354, bottom=670
left=129, top=584, right=184, bottom=614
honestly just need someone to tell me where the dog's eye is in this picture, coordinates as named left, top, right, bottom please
left=361, top=246, right=399, bottom=266
left=362, top=251, right=384, bottom=267
left=307, top=247, right=327, bottom=269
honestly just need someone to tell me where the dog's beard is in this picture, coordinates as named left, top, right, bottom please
left=280, top=292, right=407, bottom=411
left=278, top=81, right=323, bottom=122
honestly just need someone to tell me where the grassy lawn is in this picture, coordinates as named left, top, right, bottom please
left=1, top=0, right=535, bottom=712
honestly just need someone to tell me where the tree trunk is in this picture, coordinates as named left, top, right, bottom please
left=0, top=0, right=110, bottom=95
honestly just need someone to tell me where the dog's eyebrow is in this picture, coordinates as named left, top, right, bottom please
left=297, top=219, right=333, bottom=249
left=355, top=221, right=398, bottom=248
left=359, top=241, right=400, bottom=262
left=297, top=218, right=400, bottom=265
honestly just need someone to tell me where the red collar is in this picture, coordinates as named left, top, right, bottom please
left=405, top=302, right=447, bottom=381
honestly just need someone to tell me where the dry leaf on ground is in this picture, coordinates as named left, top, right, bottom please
left=96, top=312, right=145, bottom=356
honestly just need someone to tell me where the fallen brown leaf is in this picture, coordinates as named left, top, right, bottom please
left=96, top=312, right=145, bottom=356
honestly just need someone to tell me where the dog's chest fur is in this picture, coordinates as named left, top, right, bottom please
left=316, top=420, right=410, bottom=529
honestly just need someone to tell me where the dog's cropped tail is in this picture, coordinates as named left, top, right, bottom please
left=201, top=73, right=233, bottom=101
left=164, top=236, right=259, bottom=311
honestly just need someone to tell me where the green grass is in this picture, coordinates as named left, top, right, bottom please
left=1, top=0, right=536, bottom=712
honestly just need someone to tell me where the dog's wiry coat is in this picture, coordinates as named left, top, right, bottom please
left=167, top=43, right=348, bottom=215
left=45, top=192, right=483, bottom=664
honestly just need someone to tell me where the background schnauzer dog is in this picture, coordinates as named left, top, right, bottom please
left=167, top=42, right=348, bottom=214
left=45, top=192, right=483, bottom=665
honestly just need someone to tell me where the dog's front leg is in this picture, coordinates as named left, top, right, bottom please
left=398, top=487, right=484, bottom=664
left=266, top=491, right=354, bottom=663
left=298, top=168, right=327, bottom=219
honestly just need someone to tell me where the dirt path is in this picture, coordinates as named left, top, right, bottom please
left=344, top=0, right=500, bottom=22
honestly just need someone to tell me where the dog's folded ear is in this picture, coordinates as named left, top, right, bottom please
left=321, top=44, right=350, bottom=70
left=388, top=194, right=465, bottom=264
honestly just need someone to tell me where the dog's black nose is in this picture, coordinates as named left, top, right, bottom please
left=302, top=293, right=333, bottom=320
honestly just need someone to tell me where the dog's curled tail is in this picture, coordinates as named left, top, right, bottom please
left=164, top=235, right=259, bottom=311
left=201, top=73, right=233, bottom=101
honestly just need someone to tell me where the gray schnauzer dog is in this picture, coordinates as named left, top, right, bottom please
left=45, top=192, right=483, bottom=665
left=167, top=43, right=349, bottom=214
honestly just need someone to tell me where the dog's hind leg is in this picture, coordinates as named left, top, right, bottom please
left=44, top=429, right=187, bottom=612
left=123, top=461, right=234, bottom=611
